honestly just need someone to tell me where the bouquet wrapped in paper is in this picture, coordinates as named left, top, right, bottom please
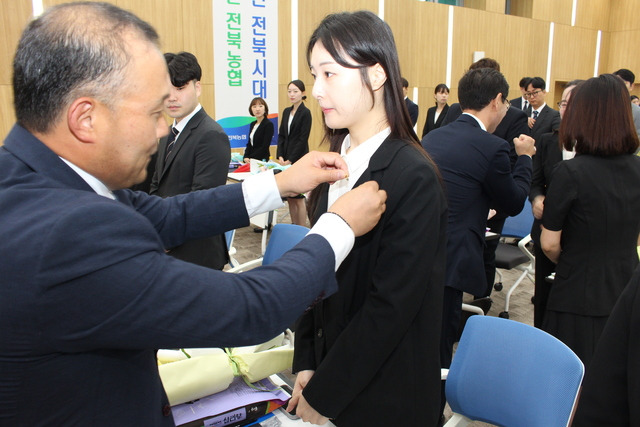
left=157, top=331, right=294, bottom=406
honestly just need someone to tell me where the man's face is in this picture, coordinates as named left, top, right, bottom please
left=165, top=79, right=201, bottom=123
left=92, top=35, right=170, bottom=190
left=525, top=83, right=546, bottom=109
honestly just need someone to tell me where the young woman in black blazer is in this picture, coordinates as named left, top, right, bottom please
left=276, top=80, right=312, bottom=225
left=288, top=11, right=447, bottom=426
left=243, top=97, right=274, bottom=162
left=421, top=83, right=449, bottom=138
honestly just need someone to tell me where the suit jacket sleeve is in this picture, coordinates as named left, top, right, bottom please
left=191, top=126, right=230, bottom=191
left=530, top=132, right=550, bottom=201
left=301, top=153, right=446, bottom=418
left=541, top=162, right=577, bottom=232
left=37, top=188, right=339, bottom=351
left=483, top=145, right=532, bottom=216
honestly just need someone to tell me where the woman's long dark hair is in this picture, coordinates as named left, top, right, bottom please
left=305, top=10, right=436, bottom=218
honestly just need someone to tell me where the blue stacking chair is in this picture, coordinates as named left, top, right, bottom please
left=227, top=223, right=310, bottom=272
left=493, top=198, right=535, bottom=318
left=225, top=229, right=238, bottom=268
left=443, top=316, right=584, bottom=427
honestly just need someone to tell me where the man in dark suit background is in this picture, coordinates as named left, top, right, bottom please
left=440, top=59, right=531, bottom=303
left=525, top=77, right=561, bottom=142
left=510, top=76, right=531, bottom=111
left=0, top=3, right=388, bottom=425
left=402, top=77, right=419, bottom=126
left=422, top=68, right=535, bottom=405
left=150, top=52, right=231, bottom=270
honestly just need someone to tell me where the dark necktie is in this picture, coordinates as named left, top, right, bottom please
left=165, top=126, right=179, bottom=161
left=523, top=100, right=529, bottom=111
left=532, top=110, right=539, bottom=120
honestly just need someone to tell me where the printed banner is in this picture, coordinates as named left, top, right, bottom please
left=213, top=0, right=279, bottom=150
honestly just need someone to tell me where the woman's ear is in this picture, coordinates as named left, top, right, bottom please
left=370, top=63, right=387, bottom=91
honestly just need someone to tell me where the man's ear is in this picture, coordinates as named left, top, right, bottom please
left=67, top=97, right=98, bottom=143
left=370, top=63, right=387, bottom=91
left=491, top=94, right=502, bottom=111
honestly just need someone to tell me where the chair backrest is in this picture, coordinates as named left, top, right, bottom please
left=446, top=316, right=584, bottom=427
left=224, top=229, right=235, bottom=249
left=262, top=223, right=310, bottom=266
left=501, top=198, right=534, bottom=239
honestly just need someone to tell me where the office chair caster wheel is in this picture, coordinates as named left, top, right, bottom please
left=499, top=311, right=509, bottom=319
left=494, top=282, right=503, bottom=291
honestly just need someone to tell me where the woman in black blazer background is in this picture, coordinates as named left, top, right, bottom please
left=243, top=97, right=274, bottom=162
left=421, top=83, right=449, bottom=138
left=277, top=79, right=312, bottom=225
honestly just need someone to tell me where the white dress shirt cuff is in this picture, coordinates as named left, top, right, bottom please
left=309, top=213, right=355, bottom=271
left=241, top=170, right=285, bottom=217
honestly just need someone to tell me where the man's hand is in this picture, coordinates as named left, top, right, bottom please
left=329, top=181, right=387, bottom=237
left=286, top=370, right=329, bottom=425
left=513, top=134, right=536, bottom=157
left=527, top=117, right=536, bottom=128
left=275, top=151, right=348, bottom=198
left=532, top=195, right=545, bottom=220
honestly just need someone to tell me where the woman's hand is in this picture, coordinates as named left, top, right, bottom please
left=286, top=370, right=329, bottom=425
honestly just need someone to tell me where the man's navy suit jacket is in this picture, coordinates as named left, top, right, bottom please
left=0, top=125, right=338, bottom=426
left=422, top=114, right=532, bottom=295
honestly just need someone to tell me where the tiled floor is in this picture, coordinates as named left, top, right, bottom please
left=227, top=204, right=535, bottom=426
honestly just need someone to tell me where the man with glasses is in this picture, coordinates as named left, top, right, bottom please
left=525, top=77, right=561, bottom=143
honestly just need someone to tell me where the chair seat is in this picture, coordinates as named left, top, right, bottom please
left=495, top=243, right=529, bottom=269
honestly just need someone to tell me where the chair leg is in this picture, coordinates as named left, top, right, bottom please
left=443, top=413, right=473, bottom=427
left=501, top=265, right=534, bottom=316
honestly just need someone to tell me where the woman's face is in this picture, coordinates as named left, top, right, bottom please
left=287, top=84, right=304, bottom=105
left=435, top=90, right=449, bottom=105
left=251, top=101, right=265, bottom=118
left=309, top=41, right=374, bottom=131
